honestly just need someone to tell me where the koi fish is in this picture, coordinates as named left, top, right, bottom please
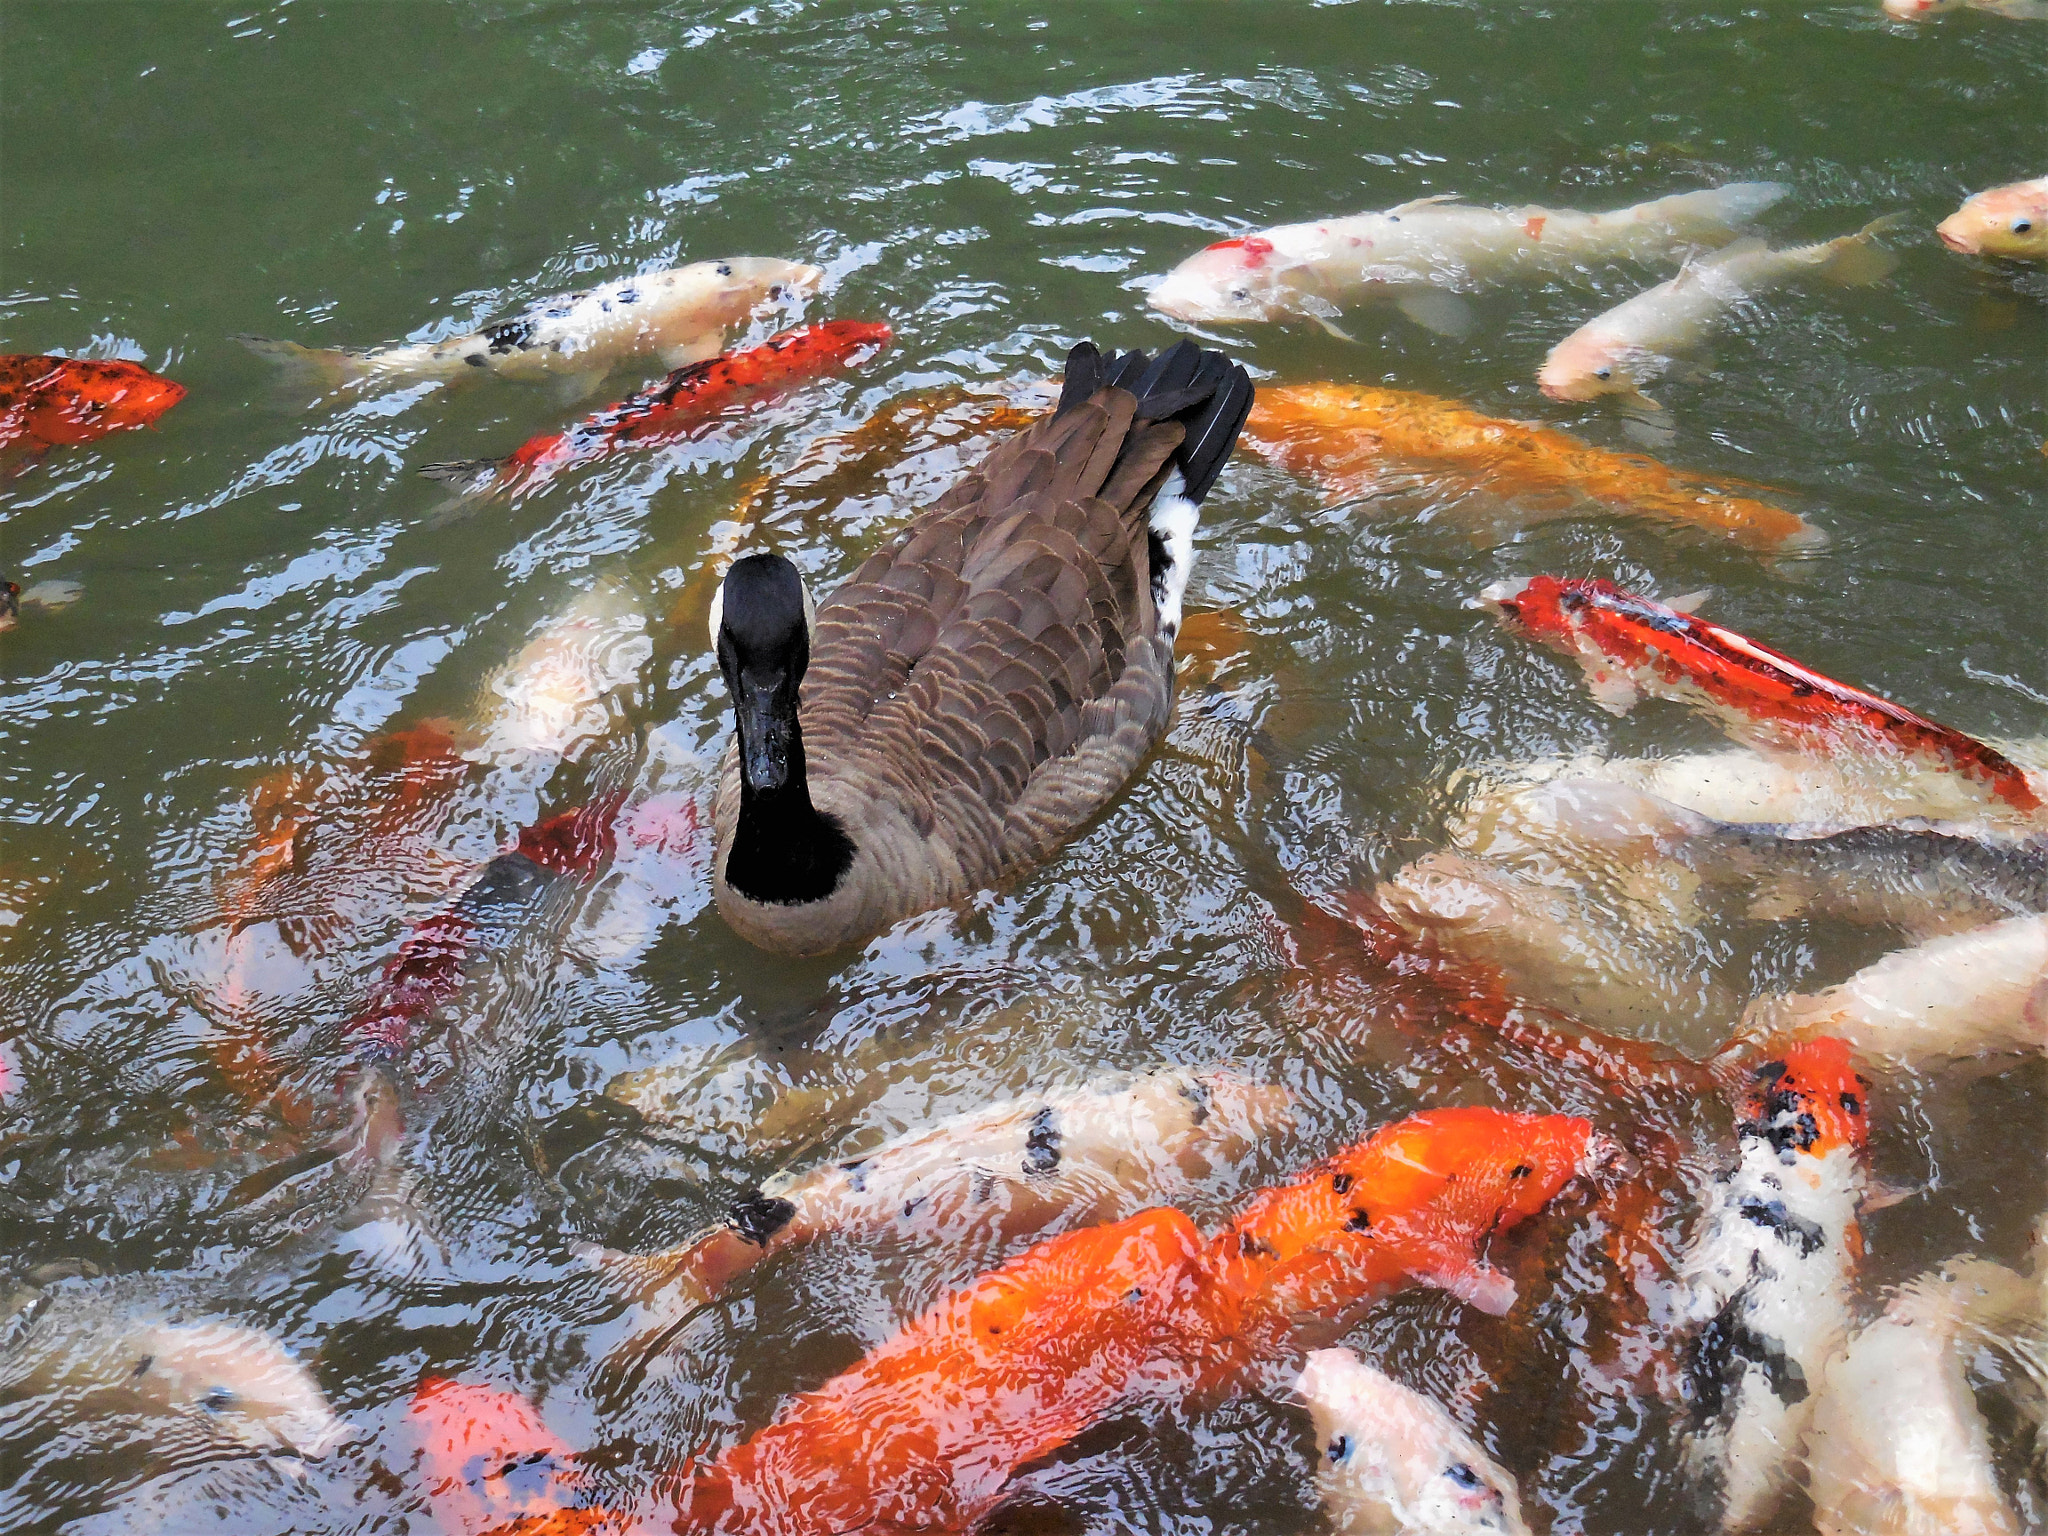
left=1804, top=1254, right=2042, bottom=1536
left=0, top=353, right=184, bottom=454
left=596, top=1068, right=1292, bottom=1350
left=409, top=1377, right=593, bottom=1536
left=671, top=1108, right=1614, bottom=1534
left=1239, top=383, right=1823, bottom=553
left=1937, top=176, right=2048, bottom=262
left=1675, top=1037, right=1870, bottom=1532
left=239, top=258, right=822, bottom=387
left=1885, top=0, right=2048, bottom=20
left=1476, top=576, right=2045, bottom=816
left=1454, top=776, right=2048, bottom=938
left=1538, top=217, right=1904, bottom=407
left=1296, top=1347, right=1531, bottom=1536
left=1148, top=182, right=1789, bottom=337
left=421, top=320, right=892, bottom=496
left=0, top=1276, right=351, bottom=1462
left=1739, top=912, right=2048, bottom=1071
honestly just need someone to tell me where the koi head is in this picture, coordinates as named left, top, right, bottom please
left=1882, top=0, right=1962, bottom=17
left=32, top=358, right=185, bottom=443
left=800, top=318, right=894, bottom=364
left=1734, top=1036, right=1870, bottom=1163
left=121, top=1319, right=354, bottom=1460
left=672, top=256, right=826, bottom=328
left=1473, top=573, right=1602, bottom=650
left=1148, top=236, right=1295, bottom=323
left=1297, top=1348, right=1533, bottom=1536
left=1936, top=180, right=2048, bottom=262
left=1537, top=331, right=1643, bottom=402
left=409, top=1377, right=584, bottom=1534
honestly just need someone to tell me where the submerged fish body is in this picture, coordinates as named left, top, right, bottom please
left=1886, top=0, right=2048, bottom=21
left=1537, top=218, right=1901, bottom=404
left=240, top=257, right=823, bottom=384
left=1744, top=912, right=2048, bottom=1070
left=1804, top=1256, right=2041, bottom=1536
left=1676, top=1038, right=1870, bottom=1531
left=409, top=1377, right=590, bottom=1536
left=671, top=1108, right=1611, bottom=1534
left=0, top=353, right=185, bottom=452
left=1239, top=383, right=1823, bottom=552
left=599, top=1068, right=1293, bottom=1337
left=1937, top=176, right=2048, bottom=262
left=0, top=1282, right=351, bottom=1462
left=1297, top=1347, right=1531, bottom=1536
left=1147, top=182, right=1789, bottom=326
left=427, top=319, right=893, bottom=495
left=1477, top=576, right=2045, bottom=818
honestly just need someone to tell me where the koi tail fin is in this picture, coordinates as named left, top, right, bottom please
left=1818, top=213, right=1911, bottom=287
left=233, top=334, right=369, bottom=386
left=417, top=456, right=506, bottom=492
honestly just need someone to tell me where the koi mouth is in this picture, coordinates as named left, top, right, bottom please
left=1936, top=227, right=1975, bottom=254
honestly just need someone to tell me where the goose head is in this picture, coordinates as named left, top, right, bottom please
left=711, top=554, right=853, bottom=906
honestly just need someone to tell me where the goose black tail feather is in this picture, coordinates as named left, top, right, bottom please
left=1056, top=339, right=1253, bottom=504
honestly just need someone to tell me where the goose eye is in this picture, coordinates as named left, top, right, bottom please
left=1446, top=1462, right=1482, bottom=1490
left=1593, top=368, right=1612, bottom=380
left=2014, top=219, right=2034, bottom=233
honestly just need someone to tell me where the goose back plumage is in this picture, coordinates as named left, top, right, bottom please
left=712, top=340, right=1253, bottom=954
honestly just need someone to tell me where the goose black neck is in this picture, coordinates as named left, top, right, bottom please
left=726, top=708, right=855, bottom=906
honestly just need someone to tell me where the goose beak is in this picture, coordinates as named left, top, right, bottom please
left=736, top=678, right=794, bottom=793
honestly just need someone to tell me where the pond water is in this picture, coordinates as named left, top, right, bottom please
left=2, top=3, right=2043, bottom=1532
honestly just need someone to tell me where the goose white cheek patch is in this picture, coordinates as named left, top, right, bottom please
left=1149, top=468, right=1199, bottom=641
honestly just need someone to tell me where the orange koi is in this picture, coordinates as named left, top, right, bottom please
left=1478, top=575, right=2043, bottom=813
left=0, top=353, right=184, bottom=453
left=423, top=321, right=892, bottom=496
left=670, top=1108, right=1612, bottom=1534
left=1240, top=382, right=1822, bottom=553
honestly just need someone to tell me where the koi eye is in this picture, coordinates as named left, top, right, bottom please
left=1230, top=288, right=1250, bottom=301
left=200, top=1386, right=235, bottom=1414
left=1327, top=1435, right=1351, bottom=1463
left=768, top=285, right=786, bottom=299
left=1593, top=368, right=1612, bottom=379
left=2014, top=219, right=2034, bottom=234
left=716, top=262, right=733, bottom=276
left=1446, top=1462, right=1482, bottom=1490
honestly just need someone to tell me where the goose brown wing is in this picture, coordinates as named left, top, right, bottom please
left=800, top=386, right=1188, bottom=886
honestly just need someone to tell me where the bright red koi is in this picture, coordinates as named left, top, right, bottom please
left=426, top=321, right=892, bottom=494
left=0, top=353, right=184, bottom=452
left=670, top=1108, right=1611, bottom=1534
left=1479, top=575, right=2041, bottom=812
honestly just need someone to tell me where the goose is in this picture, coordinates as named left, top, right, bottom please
left=707, top=339, right=1254, bottom=955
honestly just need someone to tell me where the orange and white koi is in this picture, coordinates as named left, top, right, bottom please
left=1297, top=1347, right=1531, bottom=1536
left=409, top=1377, right=597, bottom=1536
left=1148, top=183, right=1788, bottom=336
left=0, top=354, right=184, bottom=454
left=1675, top=1037, right=1870, bottom=1532
left=1804, top=1253, right=2042, bottom=1536
left=668, top=1108, right=1616, bottom=1534
left=422, top=320, right=892, bottom=496
left=596, top=1068, right=1292, bottom=1352
left=239, top=258, right=821, bottom=386
left=1937, top=175, right=2048, bottom=262
left=1476, top=576, right=2044, bottom=816
left=1241, top=382, right=1823, bottom=553
left=1739, top=912, right=2048, bottom=1071
left=1538, top=218, right=1903, bottom=407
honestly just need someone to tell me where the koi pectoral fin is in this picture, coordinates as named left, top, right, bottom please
left=1393, top=290, right=1478, bottom=339
left=1401, top=1243, right=1519, bottom=1316
left=657, top=335, right=724, bottom=371
left=549, top=369, right=612, bottom=406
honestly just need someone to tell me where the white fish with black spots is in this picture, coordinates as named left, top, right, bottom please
left=1297, top=1347, right=1531, bottom=1535
left=238, top=256, right=822, bottom=386
left=1538, top=217, right=1904, bottom=407
left=1147, top=182, right=1789, bottom=337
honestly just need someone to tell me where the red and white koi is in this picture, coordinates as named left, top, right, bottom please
left=422, top=319, right=892, bottom=496
left=238, top=258, right=821, bottom=385
left=1147, top=182, right=1788, bottom=336
left=1675, top=1037, right=1871, bottom=1531
left=1538, top=217, right=1903, bottom=407
left=0, top=353, right=184, bottom=454
left=597, top=1068, right=1293, bottom=1350
left=1297, top=1347, right=1532, bottom=1536
left=1476, top=576, right=2045, bottom=818
left=1804, top=1253, right=2043, bottom=1536
left=1885, top=0, right=2048, bottom=22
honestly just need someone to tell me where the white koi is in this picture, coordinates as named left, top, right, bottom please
left=1805, top=1254, right=2043, bottom=1536
left=1297, top=1347, right=1531, bottom=1535
left=1147, top=182, right=1789, bottom=336
left=1538, top=217, right=1904, bottom=406
left=239, top=256, right=822, bottom=385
